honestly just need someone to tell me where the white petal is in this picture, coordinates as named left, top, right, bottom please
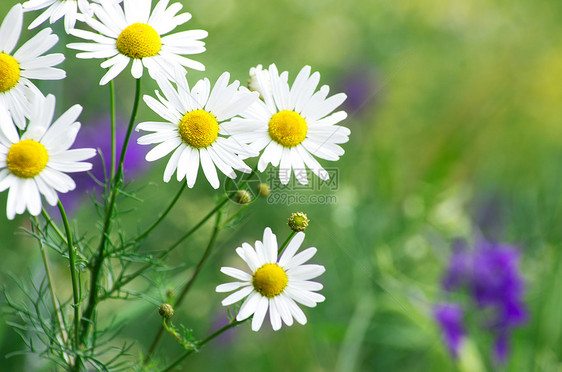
left=145, top=138, right=181, bottom=161
left=284, top=295, right=307, bottom=325
left=273, top=295, right=293, bottom=326
left=287, top=264, right=326, bottom=281
left=0, top=5, right=23, bottom=55
left=236, top=291, right=260, bottom=321
left=163, top=145, right=183, bottom=182
left=99, top=55, right=130, bottom=85
left=290, top=280, right=323, bottom=292
left=137, top=130, right=177, bottom=145
left=254, top=240, right=267, bottom=265
left=221, top=286, right=253, bottom=306
left=205, top=72, right=230, bottom=114
left=14, top=28, right=58, bottom=61
left=290, top=147, right=308, bottom=185
left=207, top=146, right=235, bottom=179
left=24, top=179, right=42, bottom=216
left=262, top=227, right=278, bottom=263
left=251, top=296, right=269, bottom=331
left=6, top=179, right=20, bottom=219
left=220, top=266, right=251, bottom=281
left=285, top=287, right=325, bottom=307
left=175, top=145, right=192, bottom=182
left=257, top=140, right=282, bottom=172
left=284, top=247, right=318, bottom=270
left=289, top=65, right=311, bottom=109
left=236, top=243, right=260, bottom=271
left=40, top=168, right=75, bottom=192
left=185, top=146, right=199, bottom=187
left=216, top=281, right=249, bottom=293
left=131, top=58, right=144, bottom=79
left=296, top=145, right=328, bottom=180
left=269, top=299, right=282, bottom=331
left=136, top=121, right=177, bottom=132
left=305, top=93, right=347, bottom=122
left=278, top=147, right=292, bottom=185
left=278, top=232, right=305, bottom=267
left=199, top=148, right=219, bottom=189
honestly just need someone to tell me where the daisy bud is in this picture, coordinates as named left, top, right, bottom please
left=257, top=183, right=271, bottom=198
left=158, top=303, right=174, bottom=319
left=288, top=212, right=309, bottom=232
left=235, top=190, right=252, bottom=205
left=166, top=289, right=175, bottom=301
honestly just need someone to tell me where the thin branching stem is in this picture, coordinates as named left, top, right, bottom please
left=41, top=208, right=67, bottom=244
left=107, top=169, right=258, bottom=297
left=160, top=319, right=248, bottom=372
left=144, top=210, right=224, bottom=363
left=81, top=78, right=142, bottom=343
left=106, top=197, right=229, bottom=299
left=34, top=217, right=73, bottom=367
left=175, top=210, right=223, bottom=307
left=133, top=182, right=187, bottom=245
left=219, top=204, right=251, bottom=229
left=57, top=202, right=80, bottom=354
left=109, top=81, right=116, bottom=182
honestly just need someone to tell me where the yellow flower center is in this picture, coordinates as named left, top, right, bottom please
left=178, top=110, right=219, bottom=148
left=0, top=53, right=21, bottom=93
left=252, top=263, right=288, bottom=298
left=116, top=23, right=162, bottom=59
left=7, top=140, right=49, bottom=178
left=268, top=110, right=307, bottom=147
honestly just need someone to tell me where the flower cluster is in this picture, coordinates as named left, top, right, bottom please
left=0, top=0, right=351, bottom=214
left=0, top=4, right=95, bottom=219
left=435, top=239, right=527, bottom=364
left=0, top=1, right=348, bottom=361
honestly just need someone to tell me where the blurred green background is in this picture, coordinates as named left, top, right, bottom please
left=1, top=0, right=562, bottom=371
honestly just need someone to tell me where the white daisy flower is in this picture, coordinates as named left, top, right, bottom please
left=22, top=0, right=122, bottom=34
left=67, top=0, right=207, bottom=85
left=247, top=64, right=270, bottom=99
left=0, top=93, right=95, bottom=220
left=223, top=64, right=350, bottom=185
left=217, top=227, right=325, bottom=332
left=0, top=4, right=65, bottom=130
left=136, top=71, right=259, bottom=189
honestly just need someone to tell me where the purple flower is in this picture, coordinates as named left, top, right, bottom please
left=474, top=195, right=504, bottom=240
left=337, top=65, right=380, bottom=117
left=437, top=239, right=527, bottom=363
left=58, top=116, right=148, bottom=212
left=433, top=303, right=465, bottom=358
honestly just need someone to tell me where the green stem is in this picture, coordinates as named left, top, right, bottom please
left=57, top=202, right=80, bottom=353
left=109, top=81, right=116, bottom=182
left=115, top=78, right=141, bottom=186
left=110, top=168, right=257, bottom=294
left=160, top=319, right=247, bottom=372
left=106, top=169, right=257, bottom=299
left=160, top=198, right=228, bottom=261
left=35, top=217, right=73, bottom=366
left=41, top=208, right=67, bottom=244
left=132, top=182, right=187, bottom=246
left=219, top=204, right=250, bottom=229
left=144, top=210, right=223, bottom=363
left=161, top=318, right=185, bottom=345
left=80, top=78, right=142, bottom=343
left=106, top=197, right=229, bottom=299
left=279, top=231, right=297, bottom=254
left=176, top=210, right=223, bottom=307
